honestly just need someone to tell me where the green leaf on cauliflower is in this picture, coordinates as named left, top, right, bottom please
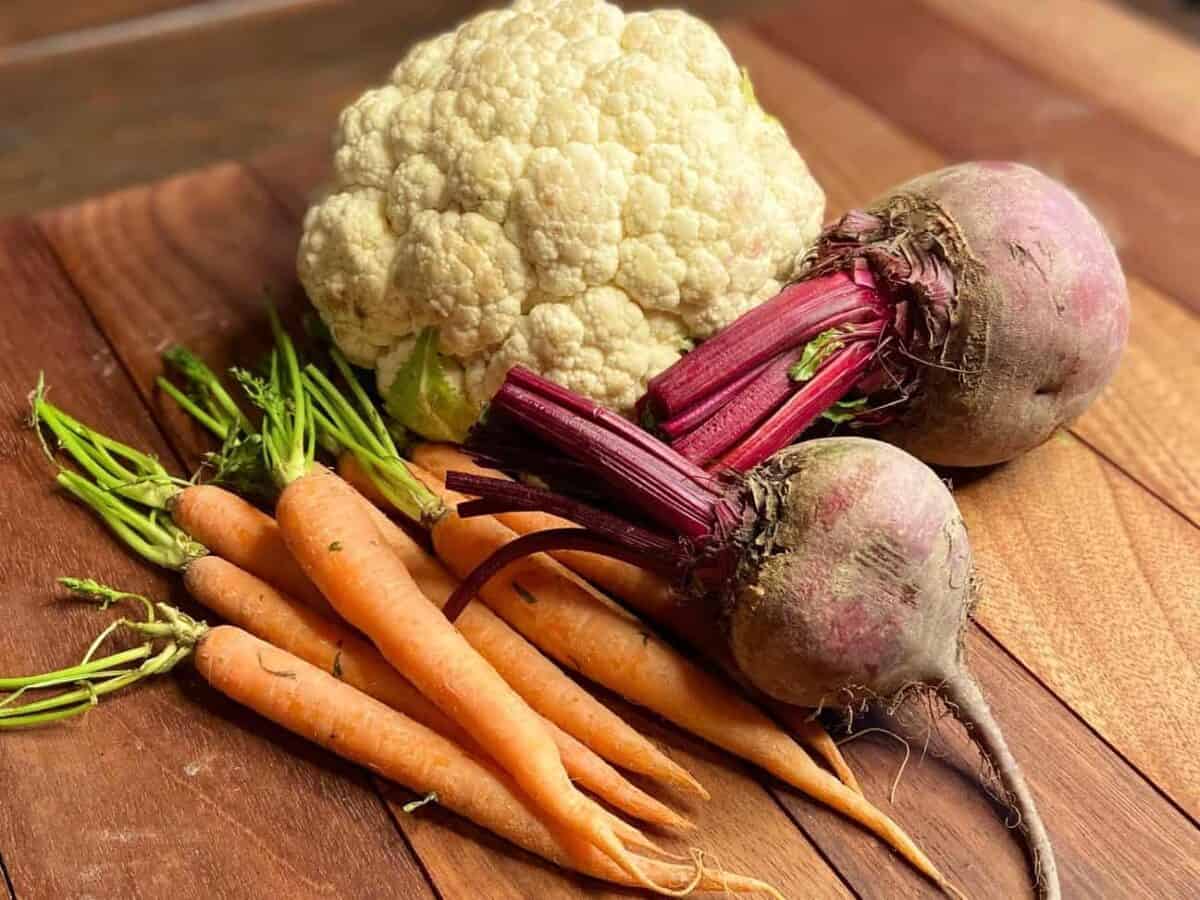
left=383, top=327, right=479, bottom=443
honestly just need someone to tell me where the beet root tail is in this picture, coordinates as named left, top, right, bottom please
left=942, top=670, right=1060, bottom=900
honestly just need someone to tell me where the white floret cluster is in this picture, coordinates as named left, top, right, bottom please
left=299, top=0, right=823, bottom=416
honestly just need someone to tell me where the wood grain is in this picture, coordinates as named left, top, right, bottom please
left=1073, top=279, right=1200, bottom=524
left=6, top=1, right=1200, bottom=893
left=0, top=0, right=786, bottom=215
left=0, top=218, right=433, bottom=900
left=748, top=0, right=1200, bottom=318
left=0, top=0, right=193, bottom=48
left=721, top=22, right=1200, bottom=817
left=958, top=432, right=1200, bottom=818
left=0, top=0, right=486, bottom=215
left=786, top=629, right=1200, bottom=898
left=920, top=0, right=1200, bottom=159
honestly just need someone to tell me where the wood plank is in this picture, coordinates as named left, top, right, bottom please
left=1072, top=279, right=1200, bottom=523
left=746, top=0, right=1200, bottom=318
left=0, top=0, right=486, bottom=215
left=721, top=22, right=1200, bottom=817
left=39, top=161, right=851, bottom=898
left=958, top=432, right=1200, bottom=816
left=785, top=628, right=1200, bottom=899
left=920, top=0, right=1200, bottom=160
left=0, top=217, right=433, bottom=900
left=0, top=0, right=194, bottom=48
left=0, top=0, right=785, bottom=215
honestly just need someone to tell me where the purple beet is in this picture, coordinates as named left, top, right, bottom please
left=448, top=367, right=1060, bottom=898
left=639, top=161, right=1130, bottom=470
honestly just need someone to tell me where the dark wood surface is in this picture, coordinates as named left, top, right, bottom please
left=2, top=1, right=1199, bottom=898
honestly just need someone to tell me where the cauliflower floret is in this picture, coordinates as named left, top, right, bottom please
left=297, top=0, right=823, bottom=431
left=483, top=286, right=684, bottom=410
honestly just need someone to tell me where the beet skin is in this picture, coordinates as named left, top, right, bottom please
left=814, top=162, right=1129, bottom=466
left=728, top=437, right=1058, bottom=898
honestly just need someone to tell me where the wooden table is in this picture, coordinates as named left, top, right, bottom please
left=1, top=1, right=1198, bottom=897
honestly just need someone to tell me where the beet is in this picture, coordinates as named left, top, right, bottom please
left=450, top=367, right=1060, bottom=897
left=639, top=161, right=1130, bottom=469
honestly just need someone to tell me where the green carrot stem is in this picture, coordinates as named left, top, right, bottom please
left=157, top=376, right=229, bottom=439
left=0, top=659, right=163, bottom=719
left=0, top=670, right=141, bottom=709
left=31, top=380, right=185, bottom=509
left=241, top=306, right=315, bottom=488
left=0, top=646, right=151, bottom=691
left=161, top=345, right=254, bottom=436
left=0, top=584, right=208, bottom=730
left=330, top=349, right=398, bottom=456
left=302, top=365, right=444, bottom=525
left=0, top=702, right=95, bottom=729
left=56, top=470, right=206, bottom=571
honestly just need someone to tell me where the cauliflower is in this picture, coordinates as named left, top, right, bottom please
left=298, top=0, right=824, bottom=438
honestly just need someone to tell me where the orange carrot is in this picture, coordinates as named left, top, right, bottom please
left=171, top=483, right=334, bottom=616
left=276, top=466, right=683, bottom=891
left=184, top=554, right=691, bottom=831
left=344, top=456, right=946, bottom=890
left=298, top=333, right=945, bottom=892
left=350, top=490, right=704, bottom=800
left=411, top=442, right=860, bottom=794
left=196, top=627, right=778, bottom=895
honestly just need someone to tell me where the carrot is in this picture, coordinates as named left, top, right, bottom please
left=30, top=383, right=333, bottom=618
left=171, top=484, right=332, bottom=615
left=350, top=489, right=705, bottom=800
left=342, top=454, right=946, bottom=889
left=253, top=317, right=691, bottom=893
left=7, top=588, right=777, bottom=896
left=184, top=554, right=692, bottom=831
left=48, top=371, right=702, bottom=813
left=411, top=442, right=860, bottom=794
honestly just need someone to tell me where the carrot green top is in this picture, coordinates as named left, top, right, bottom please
left=236, top=307, right=315, bottom=490
left=30, top=375, right=187, bottom=511
left=0, top=579, right=206, bottom=730
left=303, top=349, right=445, bottom=527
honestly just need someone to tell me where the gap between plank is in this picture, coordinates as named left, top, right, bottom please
left=971, top=612, right=1200, bottom=831
left=0, top=845, right=16, bottom=900
left=241, top=151, right=1200, bottom=834
left=758, top=785, right=864, bottom=900
left=0, top=0, right=328, bottom=66
left=1067, top=425, right=1200, bottom=533
left=26, top=216, right=443, bottom=898
left=374, top=786, right=447, bottom=900
left=745, top=15, right=1200, bottom=327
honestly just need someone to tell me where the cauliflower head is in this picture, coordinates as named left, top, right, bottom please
left=298, top=0, right=824, bottom=436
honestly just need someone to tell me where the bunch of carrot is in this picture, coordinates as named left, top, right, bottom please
left=7, top=312, right=953, bottom=895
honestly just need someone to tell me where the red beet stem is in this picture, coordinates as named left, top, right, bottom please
left=445, top=471, right=683, bottom=563
left=442, top=528, right=675, bottom=622
left=673, top=321, right=886, bottom=466
left=488, top=368, right=731, bottom=541
left=644, top=267, right=885, bottom=420
left=657, top=355, right=775, bottom=441
left=717, top=342, right=878, bottom=472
